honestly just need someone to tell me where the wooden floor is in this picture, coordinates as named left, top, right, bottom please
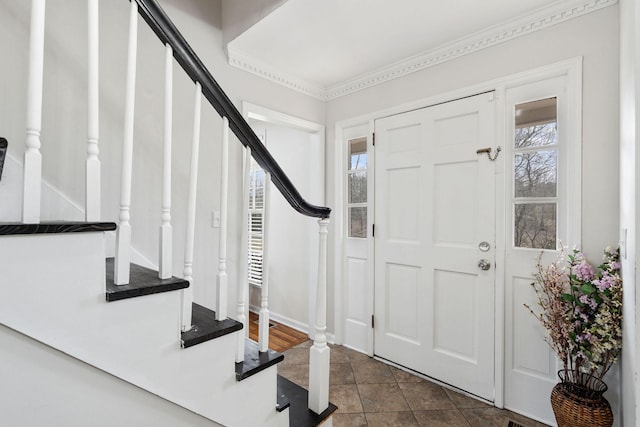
left=248, top=311, right=308, bottom=353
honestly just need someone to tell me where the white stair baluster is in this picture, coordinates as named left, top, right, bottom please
left=236, top=146, right=251, bottom=363
left=309, top=218, right=330, bottom=414
left=159, top=44, right=173, bottom=280
left=115, top=0, right=138, bottom=285
left=216, top=117, right=229, bottom=320
left=85, top=0, right=100, bottom=221
left=181, top=81, right=202, bottom=332
left=23, top=0, right=46, bottom=224
left=258, top=173, right=271, bottom=353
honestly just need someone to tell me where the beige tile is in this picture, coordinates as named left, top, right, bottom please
left=443, top=388, right=491, bottom=409
left=330, top=384, right=364, bottom=413
left=398, top=382, right=456, bottom=411
left=366, top=411, right=419, bottom=427
left=390, top=366, right=425, bottom=383
left=332, top=413, right=368, bottom=427
left=461, top=407, right=548, bottom=427
left=347, top=348, right=373, bottom=364
left=460, top=407, right=511, bottom=427
left=358, top=383, right=411, bottom=412
left=353, top=359, right=396, bottom=384
left=281, top=347, right=309, bottom=367
left=277, top=364, right=309, bottom=388
left=330, top=362, right=355, bottom=385
left=328, top=344, right=351, bottom=364
left=504, top=410, right=550, bottom=427
left=413, top=409, right=471, bottom=426
left=294, top=340, right=313, bottom=348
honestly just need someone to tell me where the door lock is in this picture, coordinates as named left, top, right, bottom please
left=478, top=259, right=491, bottom=271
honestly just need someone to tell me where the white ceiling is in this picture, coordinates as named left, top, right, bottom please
left=226, top=0, right=615, bottom=99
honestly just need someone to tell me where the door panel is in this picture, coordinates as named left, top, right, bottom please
left=374, top=92, right=496, bottom=400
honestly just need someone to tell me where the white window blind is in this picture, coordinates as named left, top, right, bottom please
left=248, top=158, right=265, bottom=286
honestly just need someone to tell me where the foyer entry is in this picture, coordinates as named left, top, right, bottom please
left=373, top=92, right=497, bottom=401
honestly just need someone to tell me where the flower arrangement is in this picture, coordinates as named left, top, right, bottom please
left=527, top=246, right=623, bottom=391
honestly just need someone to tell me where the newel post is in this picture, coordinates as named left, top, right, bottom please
left=308, top=218, right=330, bottom=414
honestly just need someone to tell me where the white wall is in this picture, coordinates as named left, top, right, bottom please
left=221, top=0, right=288, bottom=45
left=325, top=3, right=619, bottom=339
left=0, top=324, right=223, bottom=427
left=0, top=153, right=85, bottom=222
left=325, top=4, right=621, bottom=424
left=248, top=122, right=323, bottom=331
left=619, top=0, right=638, bottom=426
left=0, top=0, right=325, bottom=316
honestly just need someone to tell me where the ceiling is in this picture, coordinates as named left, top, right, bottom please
left=225, top=0, right=615, bottom=99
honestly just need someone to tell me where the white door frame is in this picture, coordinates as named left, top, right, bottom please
left=334, top=57, right=583, bottom=410
left=242, top=102, right=326, bottom=336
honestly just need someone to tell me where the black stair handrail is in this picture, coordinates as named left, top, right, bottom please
left=132, top=0, right=331, bottom=219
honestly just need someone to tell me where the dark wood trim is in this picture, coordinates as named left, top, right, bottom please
left=0, top=221, right=116, bottom=236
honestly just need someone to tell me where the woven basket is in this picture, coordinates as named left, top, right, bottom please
left=550, top=371, right=613, bottom=427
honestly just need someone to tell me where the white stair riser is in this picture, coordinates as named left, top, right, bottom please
left=0, top=232, right=285, bottom=427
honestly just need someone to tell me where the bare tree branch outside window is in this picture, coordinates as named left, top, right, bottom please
left=513, top=115, right=558, bottom=249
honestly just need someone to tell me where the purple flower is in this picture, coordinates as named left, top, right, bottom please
left=594, top=274, right=616, bottom=291
left=572, top=260, right=595, bottom=282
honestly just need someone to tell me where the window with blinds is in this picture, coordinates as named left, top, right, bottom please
left=248, top=158, right=266, bottom=286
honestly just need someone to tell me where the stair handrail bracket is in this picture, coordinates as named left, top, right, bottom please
left=131, top=0, right=330, bottom=220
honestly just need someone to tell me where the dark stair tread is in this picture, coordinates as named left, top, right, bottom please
left=105, top=258, right=189, bottom=302
left=0, top=221, right=116, bottom=236
left=277, top=389, right=291, bottom=413
left=235, top=338, right=284, bottom=381
left=277, top=375, right=337, bottom=427
left=181, top=303, right=243, bottom=348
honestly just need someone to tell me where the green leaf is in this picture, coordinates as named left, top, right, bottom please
left=581, top=283, right=596, bottom=294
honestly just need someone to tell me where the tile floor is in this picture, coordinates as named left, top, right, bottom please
left=278, top=341, right=550, bottom=427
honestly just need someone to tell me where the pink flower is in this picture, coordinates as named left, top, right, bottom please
left=594, top=274, right=616, bottom=291
left=572, top=260, right=595, bottom=281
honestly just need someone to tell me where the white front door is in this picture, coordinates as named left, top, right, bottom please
left=374, top=92, right=497, bottom=400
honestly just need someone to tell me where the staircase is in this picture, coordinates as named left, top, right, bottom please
left=0, top=0, right=335, bottom=426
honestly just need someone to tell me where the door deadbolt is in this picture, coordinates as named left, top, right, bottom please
left=478, top=259, right=491, bottom=271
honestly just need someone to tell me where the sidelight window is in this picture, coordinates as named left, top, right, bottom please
left=347, top=137, right=367, bottom=238
left=513, top=98, right=558, bottom=249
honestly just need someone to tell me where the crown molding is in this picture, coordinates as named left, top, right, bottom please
left=227, top=46, right=326, bottom=99
left=227, top=0, right=617, bottom=101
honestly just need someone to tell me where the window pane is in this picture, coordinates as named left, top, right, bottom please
left=349, top=137, right=367, bottom=170
left=515, top=98, right=557, bottom=131
left=348, top=170, right=367, bottom=203
left=515, top=123, right=557, bottom=148
left=349, top=207, right=367, bottom=238
left=514, top=150, right=557, bottom=197
left=515, top=98, right=557, bottom=149
left=514, top=203, right=556, bottom=249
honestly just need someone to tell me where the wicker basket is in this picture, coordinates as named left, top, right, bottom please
left=550, top=371, right=613, bottom=427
